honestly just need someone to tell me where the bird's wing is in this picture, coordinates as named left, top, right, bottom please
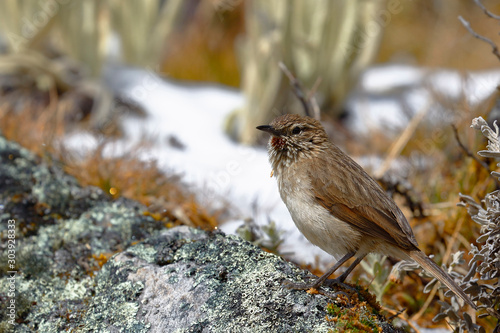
left=308, top=153, right=418, bottom=250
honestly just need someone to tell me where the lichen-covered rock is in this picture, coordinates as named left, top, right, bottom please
left=0, top=136, right=166, bottom=332
left=0, top=136, right=401, bottom=332
left=84, top=226, right=402, bottom=332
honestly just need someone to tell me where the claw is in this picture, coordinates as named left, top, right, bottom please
left=283, top=278, right=354, bottom=303
left=322, top=278, right=357, bottom=292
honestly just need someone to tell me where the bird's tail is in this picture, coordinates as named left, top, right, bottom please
left=409, top=250, right=477, bottom=310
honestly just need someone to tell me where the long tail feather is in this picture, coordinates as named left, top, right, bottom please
left=409, top=250, right=477, bottom=310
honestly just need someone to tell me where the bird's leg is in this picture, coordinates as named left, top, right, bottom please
left=283, top=252, right=355, bottom=290
left=323, top=254, right=365, bottom=287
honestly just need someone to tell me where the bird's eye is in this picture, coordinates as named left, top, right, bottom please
left=292, top=126, right=302, bottom=135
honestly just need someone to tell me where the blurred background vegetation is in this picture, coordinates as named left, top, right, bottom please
left=1, top=0, right=500, bottom=330
left=2, top=0, right=499, bottom=140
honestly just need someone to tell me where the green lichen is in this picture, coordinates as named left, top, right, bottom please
left=83, top=263, right=149, bottom=332
left=126, top=243, right=157, bottom=264
left=0, top=136, right=169, bottom=331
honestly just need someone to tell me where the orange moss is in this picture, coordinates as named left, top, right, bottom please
left=325, top=294, right=383, bottom=333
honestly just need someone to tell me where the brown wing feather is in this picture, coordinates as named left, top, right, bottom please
left=307, top=147, right=418, bottom=250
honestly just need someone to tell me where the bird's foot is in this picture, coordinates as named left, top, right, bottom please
left=282, top=278, right=353, bottom=300
left=322, top=278, right=357, bottom=293
left=282, top=279, right=319, bottom=291
left=282, top=277, right=356, bottom=293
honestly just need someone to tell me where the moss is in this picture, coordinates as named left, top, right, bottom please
left=326, top=301, right=382, bottom=333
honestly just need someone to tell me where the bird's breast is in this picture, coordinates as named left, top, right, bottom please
left=276, top=165, right=362, bottom=258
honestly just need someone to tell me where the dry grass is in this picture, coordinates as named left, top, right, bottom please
left=61, top=140, right=221, bottom=230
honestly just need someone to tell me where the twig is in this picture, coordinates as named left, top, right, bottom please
left=458, top=16, right=500, bottom=62
left=474, top=0, right=500, bottom=20
left=278, top=62, right=320, bottom=120
left=374, top=105, right=428, bottom=179
left=452, top=124, right=500, bottom=187
left=308, top=77, right=322, bottom=121
left=386, top=307, right=406, bottom=321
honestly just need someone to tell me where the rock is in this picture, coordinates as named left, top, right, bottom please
left=90, top=226, right=405, bottom=332
left=0, top=136, right=402, bottom=332
left=0, top=136, right=167, bottom=332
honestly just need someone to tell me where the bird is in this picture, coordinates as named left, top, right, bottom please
left=256, top=113, right=476, bottom=309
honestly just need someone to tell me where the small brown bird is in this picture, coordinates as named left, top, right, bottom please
left=257, top=114, right=476, bottom=309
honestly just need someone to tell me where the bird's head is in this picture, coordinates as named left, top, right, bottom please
left=257, top=114, right=330, bottom=171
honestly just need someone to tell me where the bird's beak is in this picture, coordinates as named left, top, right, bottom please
left=256, top=125, right=281, bottom=136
